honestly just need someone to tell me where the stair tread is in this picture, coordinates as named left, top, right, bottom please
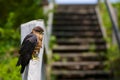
left=53, top=20, right=99, bottom=26
left=52, top=70, right=111, bottom=75
left=53, top=22, right=98, bottom=25
left=56, top=38, right=105, bottom=44
left=53, top=26, right=100, bottom=31
left=54, top=21, right=97, bottom=24
left=52, top=53, right=106, bottom=61
left=54, top=12, right=95, bottom=14
left=56, top=5, right=95, bottom=12
left=54, top=13, right=96, bottom=19
left=53, top=45, right=106, bottom=50
left=53, top=53, right=101, bottom=57
left=54, top=16, right=97, bottom=21
left=53, top=32, right=102, bottom=37
left=54, top=17, right=97, bottom=21
left=52, top=61, right=102, bottom=66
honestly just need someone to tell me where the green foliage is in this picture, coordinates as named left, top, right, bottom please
left=52, top=54, right=60, bottom=61
left=99, top=2, right=120, bottom=36
left=0, top=27, right=20, bottom=54
left=99, top=3, right=112, bottom=37
left=99, top=2, right=120, bottom=58
left=106, top=44, right=120, bottom=79
left=0, top=56, right=21, bottom=80
left=99, top=2, right=120, bottom=79
left=51, top=74, right=57, bottom=80
left=89, top=44, right=96, bottom=52
left=0, top=0, right=45, bottom=54
left=0, top=0, right=46, bottom=79
left=107, top=45, right=119, bottom=61
left=49, top=35, right=56, bottom=49
left=0, top=0, right=44, bottom=27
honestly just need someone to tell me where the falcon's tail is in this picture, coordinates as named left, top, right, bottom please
left=20, top=66, right=25, bottom=73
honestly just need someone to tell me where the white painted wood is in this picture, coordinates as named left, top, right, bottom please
left=46, top=2, right=54, bottom=43
left=43, top=2, right=54, bottom=80
left=21, top=19, right=46, bottom=80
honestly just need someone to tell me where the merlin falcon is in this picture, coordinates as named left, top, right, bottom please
left=16, top=26, right=44, bottom=73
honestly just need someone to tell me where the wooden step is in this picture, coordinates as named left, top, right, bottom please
left=52, top=53, right=106, bottom=61
left=54, top=16, right=97, bottom=21
left=56, top=9, right=95, bottom=14
left=54, top=16, right=96, bottom=21
left=53, top=29, right=100, bottom=33
left=53, top=53, right=100, bottom=57
left=53, top=26, right=100, bottom=31
left=54, top=12, right=95, bottom=15
left=56, top=38, right=105, bottom=42
left=53, top=24, right=99, bottom=27
left=56, top=38, right=105, bottom=45
left=55, top=37, right=105, bottom=41
left=53, top=32, right=102, bottom=38
left=54, top=17, right=97, bottom=21
left=52, top=70, right=111, bottom=80
left=52, top=61, right=102, bottom=66
left=53, top=45, right=106, bottom=53
left=54, top=13, right=96, bottom=19
left=52, top=70, right=111, bottom=76
left=53, top=31, right=102, bottom=35
left=54, top=21, right=97, bottom=25
left=53, top=45, right=106, bottom=50
left=52, top=61, right=104, bottom=70
left=56, top=5, right=95, bottom=12
left=53, top=22, right=98, bottom=26
left=55, top=74, right=111, bottom=80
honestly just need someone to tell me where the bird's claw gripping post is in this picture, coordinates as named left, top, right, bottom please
left=32, top=51, right=39, bottom=60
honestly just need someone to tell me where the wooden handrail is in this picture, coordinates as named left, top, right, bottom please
left=104, top=0, right=120, bottom=49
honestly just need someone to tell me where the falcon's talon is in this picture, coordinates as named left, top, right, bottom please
left=32, top=57, right=39, bottom=60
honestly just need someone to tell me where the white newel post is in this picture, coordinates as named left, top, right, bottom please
left=20, top=20, right=46, bottom=80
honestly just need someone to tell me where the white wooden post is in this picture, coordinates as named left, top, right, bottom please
left=20, top=19, right=46, bottom=80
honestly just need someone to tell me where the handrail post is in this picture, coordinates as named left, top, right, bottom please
left=41, top=0, right=54, bottom=50
left=46, top=0, right=54, bottom=45
left=43, top=1, right=55, bottom=80
left=21, top=20, right=47, bottom=80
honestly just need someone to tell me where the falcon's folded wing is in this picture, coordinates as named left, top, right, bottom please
left=16, top=33, right=37, bottom=73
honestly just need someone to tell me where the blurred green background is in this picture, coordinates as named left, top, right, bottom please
left=0, top=0, right=120, bottom=80
left=0, top=0, right=45, bottom=79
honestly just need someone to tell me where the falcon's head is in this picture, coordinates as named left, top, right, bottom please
left=32, top=26, right=44, bottom=40
left=32, top=26, right=44, bottom=33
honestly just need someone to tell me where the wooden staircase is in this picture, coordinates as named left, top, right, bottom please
left=51, top=5, right=112, bottom=80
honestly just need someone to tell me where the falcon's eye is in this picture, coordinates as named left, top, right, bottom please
left=39, top=32, right=44, bottom=35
